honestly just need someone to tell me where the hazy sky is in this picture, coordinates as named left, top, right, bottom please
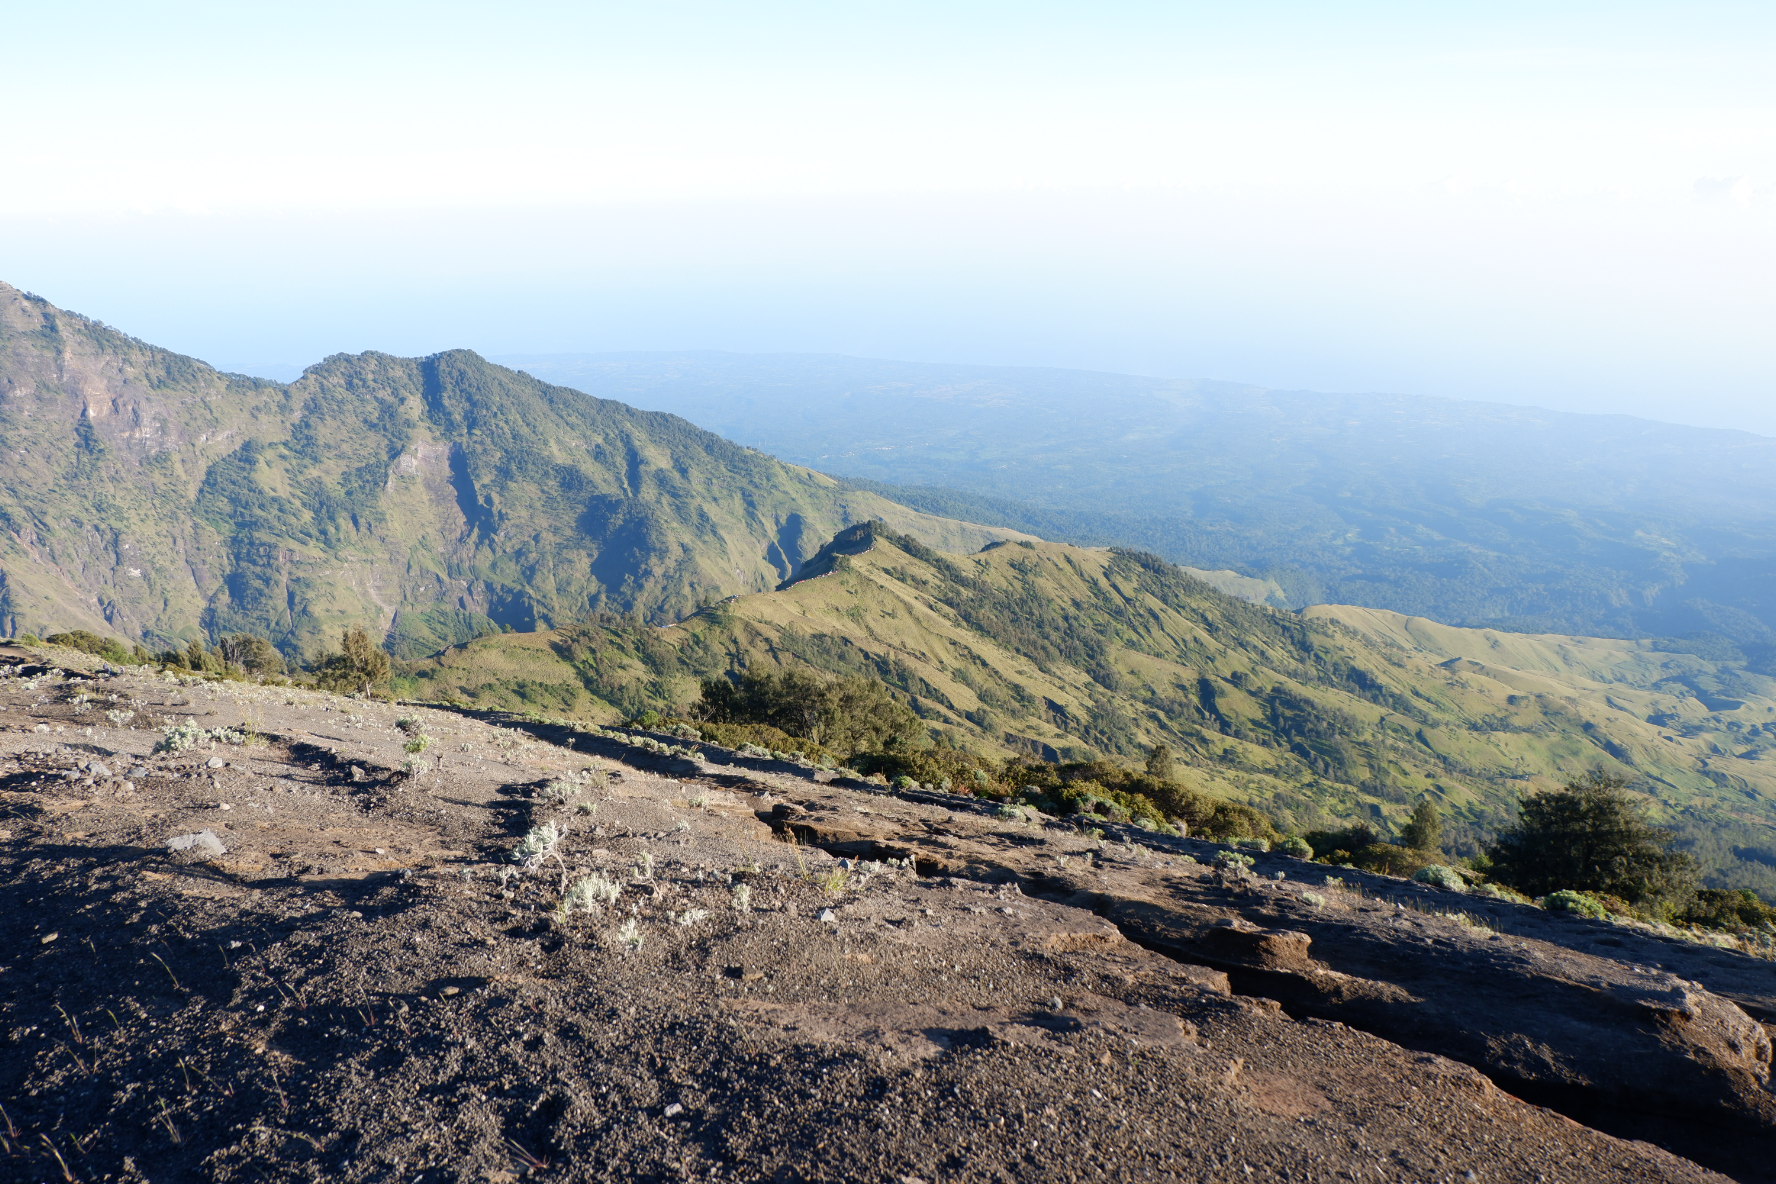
left=6, top=1, right=1773, bottom=432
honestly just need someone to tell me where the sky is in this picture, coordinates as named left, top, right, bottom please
left=5, top=1, right=1774, bottom=432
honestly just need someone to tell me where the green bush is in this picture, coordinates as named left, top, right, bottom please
left=692, top=719, right=831, bottom=764
left=1305, top=824, right=1381, bottom=863
left=697, top=669, right=922, bottom=757
left=45, top=630, right=149, bottom=665
left=851, top=745, right=995, bottom=790
left=1413, top=864, right=1467, bottom=892
left=1543, top=889, right=1611, bottom=919
left=1016, top=779, right=1166, bottom=829
left=1678, top=888, right=1776, bottom=935
left=1474, top=881, right=1532, bottom=904
left=1306, top=825, right=1426, bottom=876
left=1004, top=758, right=1278, bottom=841
left=1277, top=836, right=1314, bottom=859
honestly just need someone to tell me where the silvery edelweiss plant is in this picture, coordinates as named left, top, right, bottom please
left=513, top=821, right=565, bottom=870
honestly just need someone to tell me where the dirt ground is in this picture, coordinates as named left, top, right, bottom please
left=2, top=646, right=1771, bottom=1183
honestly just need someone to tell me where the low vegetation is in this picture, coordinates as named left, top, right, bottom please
left=403, top=524, right=1776, bottom=898
left=11, top=548, right=1775, bottom=949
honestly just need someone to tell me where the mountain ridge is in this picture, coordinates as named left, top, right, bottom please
left=0, top=283, right=1019, bottom=655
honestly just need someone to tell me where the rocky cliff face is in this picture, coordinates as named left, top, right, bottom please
left=0, top=283, right=1012, bottom=655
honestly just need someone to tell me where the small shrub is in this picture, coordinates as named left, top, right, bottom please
left=1216, top=851, right=1256, bottom=870
left=512, top=821, right=565, bottom=869
left=559, top=873, right=622, bottom=918
left=395, top=716, right=422, bottom=736
left=731, top=883, right=753, bottom=912
left=1232, top=837, right=1271, bottom=853
left=1543, top=889, right=1611, bottom=919
left=403, top=734, right=434, bottom=755
left=812, top=866, right=852, bottom=896
left=154, top=721, right=245, bottom=754
left=539, top=778, right=578, bottom=805
left=1277, top=836, right=1314, bottom=859
left=1413, top=864, right=1467, bottom=892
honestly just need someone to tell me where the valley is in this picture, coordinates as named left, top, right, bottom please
left=504, top=350, right=1776, bottom=645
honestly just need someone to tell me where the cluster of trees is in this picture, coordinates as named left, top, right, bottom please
left=695, top=669, right=921, bottom=757
left=688, top=671, right=1281, bottom=840
left=1316, top=773, right=1775, bottom=933
left=31, top=625, right=391, bottom=695
left=161, top=633, right=286, bottom=677
left=1484, top=772, right=1697, bottom=906
left=1475, top=772, right=1776, bottom=932
left=41, top=630, right=153, bottom=666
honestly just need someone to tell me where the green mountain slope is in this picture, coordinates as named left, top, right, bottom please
left=501, top=351, right=1776, bottom=645
left=0, top=284, right=1015, bottom=655
left=409, top=524, right=1776, bottom=891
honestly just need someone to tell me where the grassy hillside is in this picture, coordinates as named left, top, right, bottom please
left=503, top=350, right=1776, bottom=644
left=407, top=524, right=1776, bottom=891
left=0, top=284, right=1014, bottom=656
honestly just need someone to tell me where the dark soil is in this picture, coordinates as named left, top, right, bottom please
left=2, top=648, right=1769, bottom=1183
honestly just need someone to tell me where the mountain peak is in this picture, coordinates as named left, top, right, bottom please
left=0, top=289, right=1018, bottom=652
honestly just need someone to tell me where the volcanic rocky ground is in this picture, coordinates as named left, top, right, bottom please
left=2, top=645, right=1774, bottom=1183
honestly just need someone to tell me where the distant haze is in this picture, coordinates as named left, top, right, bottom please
left=6, top=2, right=1773, bottom=434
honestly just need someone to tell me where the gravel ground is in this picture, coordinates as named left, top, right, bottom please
left=0, top=648, right=1761, bottom=1183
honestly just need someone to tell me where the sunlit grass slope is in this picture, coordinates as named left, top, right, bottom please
left=410, top=525, right=1776, bottom=890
